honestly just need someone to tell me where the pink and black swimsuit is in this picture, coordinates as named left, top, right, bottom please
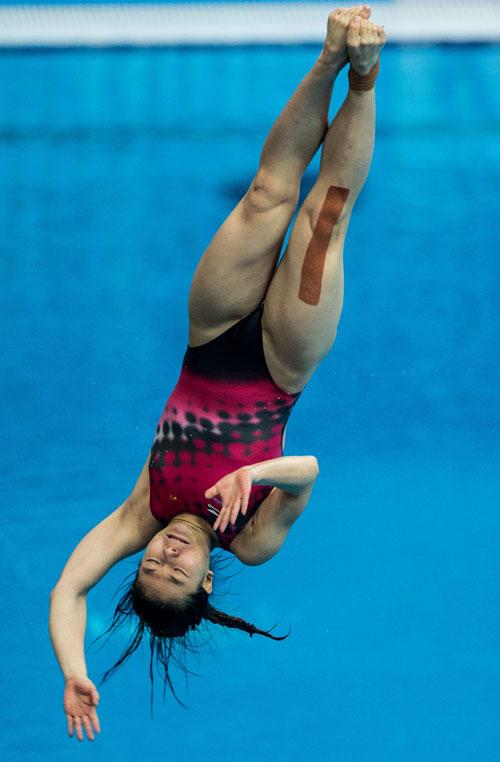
left=149, top=302, right=302, bottom=550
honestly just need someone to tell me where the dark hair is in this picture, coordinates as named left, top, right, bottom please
left=89, top=554, right=289, bottom=711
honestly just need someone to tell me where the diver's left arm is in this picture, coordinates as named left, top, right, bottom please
left=205, top=455, right=319, bottom=531
left=227, top=456, right=319, bottom=565
left=248, top=455, right=319, bottom=495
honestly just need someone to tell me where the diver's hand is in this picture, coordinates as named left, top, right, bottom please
left=64, top=676, right=101, bottom=742
left=205, top=467, right=253, bottom=533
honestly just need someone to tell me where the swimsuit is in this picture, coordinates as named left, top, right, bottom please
left=149, top=302, right=302, bottom=550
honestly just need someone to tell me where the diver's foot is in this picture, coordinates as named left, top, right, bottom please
left=319, top=6, right=372, bottom=69
left=347, top=15, right=386, bottom=76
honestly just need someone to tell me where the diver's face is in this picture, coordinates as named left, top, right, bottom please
left=138, top=520, right=213, bottom=603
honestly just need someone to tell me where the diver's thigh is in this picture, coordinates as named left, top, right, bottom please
left=188, top=188, right=298, bottom=347
left=262, top=193, right=351, bottom=393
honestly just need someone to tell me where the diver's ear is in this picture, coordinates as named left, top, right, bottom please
left=202, top=570, right=214, bottom=594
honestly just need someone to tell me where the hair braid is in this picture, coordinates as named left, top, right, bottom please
left=205, top=604, right=289, bottom=640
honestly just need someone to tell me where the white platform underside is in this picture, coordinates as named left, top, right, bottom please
left=0, top=1, right=499, bottom=46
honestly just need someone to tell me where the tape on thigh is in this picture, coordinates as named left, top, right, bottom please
left=298, top=185, right=350, bottom=306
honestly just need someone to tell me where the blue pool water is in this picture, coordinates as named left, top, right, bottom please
left=1, top=44, right=499, bottom=760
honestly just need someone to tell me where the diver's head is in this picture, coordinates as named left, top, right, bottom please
left=92, top=514, right=289, bottom=706
left=137, top=517, right=215, bottom=606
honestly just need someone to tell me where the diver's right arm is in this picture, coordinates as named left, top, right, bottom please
left=49, top=589, right=102, bottom=741
left=49, top=587, right=89, bottom=681
left=49, top=499, right=159, bottom=679
left=49, top=455, right=162, bottom=740
left=49, top=455, right=159, bottom=664
left=48, top=506, right=130, bottom=741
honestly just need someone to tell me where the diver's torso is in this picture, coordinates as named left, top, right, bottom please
left=148, top=303, right=301, bottom=549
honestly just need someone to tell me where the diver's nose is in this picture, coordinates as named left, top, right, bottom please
left=163, top=540, right=181, bottom=557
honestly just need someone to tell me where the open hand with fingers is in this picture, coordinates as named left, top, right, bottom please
left=205, top=467, right=253, bottom=533
left=64, top=676, right=101, bottom=742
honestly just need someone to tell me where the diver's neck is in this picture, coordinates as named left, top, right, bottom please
left=169, top=513, right=220, bottom=549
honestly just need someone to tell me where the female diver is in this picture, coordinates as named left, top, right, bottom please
left=49, top=6, right=385, bottom=740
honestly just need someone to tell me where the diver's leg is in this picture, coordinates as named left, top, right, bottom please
left=262, top=16, right=386, bottom=393
left=188, top=7, right=372, bottom=346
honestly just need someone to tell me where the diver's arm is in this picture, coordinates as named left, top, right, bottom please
left=49, top=588, right=89, bottom=681
left=49, top=456, right=160, bottom=679
left=49, top=456, right=160, bottom=741
left=48, top=505, right=135, bottom=682
left=207, top=455, right=319, bottom=564
left=248, top=454, right=319, bottom=495
left=228, top=456, right=319, bottom=565
left=50, top=588, right=102, bottom=742
left=50, top=456, right=159, bottom=594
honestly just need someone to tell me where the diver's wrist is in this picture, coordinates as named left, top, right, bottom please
left=65, top=672, right=88, bottom=682
left=244, top=463, right=260, bottom=484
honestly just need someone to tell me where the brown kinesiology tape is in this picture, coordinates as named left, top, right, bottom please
left=348, top=59, right=380, bottom=91
left=298, top=185, right=350, bottom=306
